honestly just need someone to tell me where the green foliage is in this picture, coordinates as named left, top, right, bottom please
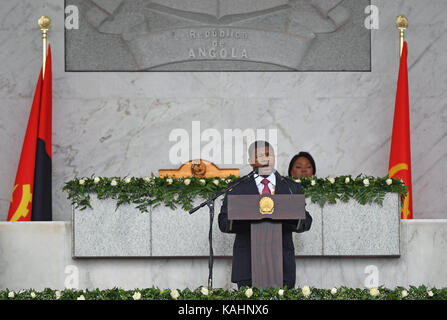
left=1, top=286, right=445, bottom=300
left=294, top=175, right=407, bottom=208
left=63, top=174, right=407, bottom=213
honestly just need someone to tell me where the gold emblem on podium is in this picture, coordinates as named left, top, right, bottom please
left=259, top=196, right=274, bottom=215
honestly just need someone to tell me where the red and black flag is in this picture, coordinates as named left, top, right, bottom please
left=7, top=46, right=52, bottom=221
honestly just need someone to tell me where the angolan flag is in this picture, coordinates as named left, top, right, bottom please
left=7, top=46, right=52, bottom=221
left=388, top=41, right=413, bottom=219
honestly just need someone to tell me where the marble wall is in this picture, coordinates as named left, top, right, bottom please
left=0, top=0, right=446, bottom=221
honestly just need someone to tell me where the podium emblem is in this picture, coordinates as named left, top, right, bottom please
left=259, top=196, right=274, bottom=215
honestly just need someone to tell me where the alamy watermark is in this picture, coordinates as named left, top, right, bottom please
left=169, top=121, right=277, bottom=165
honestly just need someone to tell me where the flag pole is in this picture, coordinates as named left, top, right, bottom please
left=396, top=15, right=408, bottom=57
left=38, top=16, right=51, bottom=79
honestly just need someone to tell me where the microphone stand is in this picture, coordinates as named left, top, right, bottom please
left=188, top=168, right=257, bottom=288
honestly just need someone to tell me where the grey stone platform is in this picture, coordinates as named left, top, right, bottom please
left=72, top=193, right=400, bottom=257
left=1, top=219, right=446, bottom=290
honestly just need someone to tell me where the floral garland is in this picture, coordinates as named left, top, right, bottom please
left=1, top=285, right=444, bottom=300
left=63, top=174, right=407, bottom=213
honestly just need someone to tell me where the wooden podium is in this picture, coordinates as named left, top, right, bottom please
left=228, top=194, right=306, bottom=288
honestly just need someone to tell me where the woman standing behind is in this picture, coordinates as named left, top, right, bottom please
left=288, top=152, right=316, bottom=178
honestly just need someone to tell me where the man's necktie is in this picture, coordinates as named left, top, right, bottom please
left=261, top=178, right=271, bottom=195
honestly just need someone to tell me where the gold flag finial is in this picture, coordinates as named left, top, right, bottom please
left=396, top=15, right=408, bottom=57
left=38, top=16, right=51, bottom=30
left=38, top=16, right=51, bottom=78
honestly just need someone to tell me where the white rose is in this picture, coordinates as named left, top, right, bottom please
left=220, top=178, right=225, bottom=181
left=166, top=178, right=173, bottom=185
left=55, top=291, right=61, bottom=299
left=170, top=289, right=180, bottom=300
left=184, top=179, right=191, bottom=186
left=428, top=290, right=434, bottom=297
left=278, top=289, right=284, bottom=296
left=369, top=288, right=379, bottom=296
left=294, top=179, right=301, bottom=183
left=226, top=179, right=232, bottom=183
left=30, top=292, right=36, bottom=299
left=386, top=178, right=392, bottom=185
left=124, top=177, right=131, bottom=184
left=79, top=179, right=85, bottom=185
left=93, top=177, right=100, bottom=184
left=132, top=291, right=141, bottom=300
left=143, top=177, right=151, bottom=182
left=401, top=290, right=408, bottom=298
left=345, top=177, right=350, bottom=184
left=213, top=179, right=219, bottom=186
left=328, top=178, right=335, bottom=184
left=302, top=286, right=311, bottom=297
left=311, top=180, right=316, bottom=186
left=77, top=295, right=85, bottom=300
left=201, top=287, right=209, bottom=296
left=245, top=288, right=253, bottom=298
left=8, top=291, right=14, bottom=298
left=111, top=179, right=117, bottom=186
left=363, top=178, right=370, bottom=187
left=199, top=179, right=206, bottom=185
left=331, top=288, right=337, bottom=295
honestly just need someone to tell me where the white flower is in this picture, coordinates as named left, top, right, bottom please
left=328, top=178, right=335, bottom=184
left=369, top=288, right=379, bottom=296
left=363, top=178, right=370, bottom=187
left=278, top=289, right=284, bottom=296
left=213, top=179, right=219, bottom=186
left=226, top=179, right=232, bottom=183
left=170, top=289, right=180, bottom=300
left=166, top=178, right=173, bottom=185
left=55, top=291, right=61, bottom=299
left=386, top=178, right=393, bottom=185
left=132, top=291, right=141, bottom=300
left=124, top=177, right=131, bottom=184
left=93, top=177, right=100, bottom=184
left=30, top=292, right=36, bottom=299
left=245, top=288, right=253, bottom=298
left=331, top=288, right=337, bottom=295
left=428, top=290, right=434, bottom=297
left=401, top=290, right=408, bottom=298
left=311, top=180, right=316, bottom=186
left=201, top=287, right=209, bottom=296
left=345, top=177, right=350, bottom=184
left=184, top=179, right=191, bottom=186
left=302, top=286, right=311, bottom=297
left=79, top=179, right=85, bottom=185
left=143, top=177, right=151, bottom=182
left=220, top=178, right=226, bottom=181
left=77, top=295, right=85, bottom=300
left=199, top=179, right=206, bottom=185
left=8, top=291, right=14, bottom=298
left=111, top=179, right=117, bottom=186
left=294, top=179, right=301, bottom=183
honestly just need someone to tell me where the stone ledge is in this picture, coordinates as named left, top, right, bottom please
left=72, top=193, right=400, bottom=257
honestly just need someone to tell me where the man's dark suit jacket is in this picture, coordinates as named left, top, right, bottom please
left=218, top=171, right=313, bottom=285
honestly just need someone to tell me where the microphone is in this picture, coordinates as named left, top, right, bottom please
left=227, top=167, right=257, bottom=193
left=275, top=170, right=293, bottom=195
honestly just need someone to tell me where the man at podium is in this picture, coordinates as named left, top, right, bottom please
left=218, top=141, right=313, bottom=289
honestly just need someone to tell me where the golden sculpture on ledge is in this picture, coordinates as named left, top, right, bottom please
left=158, top=159, right=239, bottom=178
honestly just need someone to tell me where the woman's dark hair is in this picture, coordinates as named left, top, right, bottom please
left=288, top=152, right=316, bottom=177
